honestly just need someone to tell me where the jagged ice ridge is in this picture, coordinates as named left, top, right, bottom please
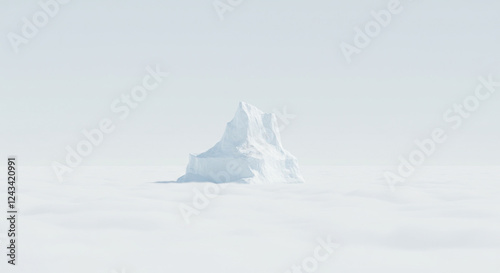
left=177, top=102, right=305, bottom=184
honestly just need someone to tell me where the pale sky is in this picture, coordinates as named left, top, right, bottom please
left=1, top=0, right=500, bottom=166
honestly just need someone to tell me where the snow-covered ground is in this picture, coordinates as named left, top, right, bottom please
left=2, top=166, right=500, bottom=273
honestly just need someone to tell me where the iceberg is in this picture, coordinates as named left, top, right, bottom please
left=177, top=102, right=305, bottom=184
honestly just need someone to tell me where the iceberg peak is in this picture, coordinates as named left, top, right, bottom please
left=177, top=102, right=304, bottom=184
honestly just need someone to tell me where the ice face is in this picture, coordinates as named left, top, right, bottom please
left=177, top=102, right=305, bottom=184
